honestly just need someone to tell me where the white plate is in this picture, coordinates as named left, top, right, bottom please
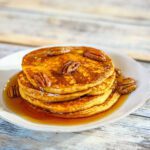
left=0, top=44, right=150, bottom=132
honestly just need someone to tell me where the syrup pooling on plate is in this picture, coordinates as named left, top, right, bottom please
left=3, top=73, right=128, bottom=126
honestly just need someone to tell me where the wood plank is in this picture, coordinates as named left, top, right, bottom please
left=0, top=34, right=60, bottom=46
left=0, top=114, right=149, bottom=149
left=128, top=51, right=150, bottom=62
left=0, top=43, right=30, bottom=58
left=0, top=8, right=150, bottom=53
left=0, top=0, right=150, bottom=23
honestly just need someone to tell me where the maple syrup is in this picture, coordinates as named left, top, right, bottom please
left=3, top=73, right=128, bottom=126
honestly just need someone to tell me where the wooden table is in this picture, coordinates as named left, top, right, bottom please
left=0, top=0, right=150, bottom=149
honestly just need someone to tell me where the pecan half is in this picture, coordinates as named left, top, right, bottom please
left=83, top=50, right=106, bottom=62
left=117, top=77, right=137, bottom=94
left=33, top=72, right=51, bottom=88
left=61, top=61, right=80, bottom=75
left=47, top=47, right=71, bottom=56
left=7, top=85, right=20, bottom=98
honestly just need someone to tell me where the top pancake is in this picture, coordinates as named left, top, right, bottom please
left=22, top=46, right=114, bottom=94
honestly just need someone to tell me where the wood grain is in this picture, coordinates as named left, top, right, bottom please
left=0, top=34, right=60, bottom=46
left=0, top=0, right=150, bottom=22
left=128, top=51, right=150, bottom=62
left=0, top=2, right=150, bottom=53
left=0, top=115, right=149, bottom=150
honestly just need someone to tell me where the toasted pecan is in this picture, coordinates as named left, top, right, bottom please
left=7, top=85, right=20, bottom=98
left=33, top=72, right=51, bottom=87
left=47, top=47, right=71, bottom=56
left=83, top=50, right=106, bottom=62
left=117, top=77, right=137, bottom=94
left=61, top=61, right=81, bottom=75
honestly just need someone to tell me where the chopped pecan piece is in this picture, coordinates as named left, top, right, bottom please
left=47, top=47, right=71, bottom=56
left=33, top=72, right=51, bottom=87
left=115, top=68, right=122, bottom=78
left=112, top=80, right=117, bottom=92
left=117, top=77, right=137, bottom=94
left=7, top=85, right=20, bottom=98
left=115, top=68, right=124, bottom=82
left=62, top=61, right=81, bottom=75
left=83, top=50, right=106, bottom=62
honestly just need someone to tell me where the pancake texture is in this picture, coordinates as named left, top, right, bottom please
left=89, top=72, right=116, bottom=95
left=19, top=88, right=113, bottom=113
left=18, top=72, right=92, bottom=102
left=22, top=46, right=114, bottom=94
left=18, top=72, right=115, bottom=102
left=52, top=91, right=121, bottom=118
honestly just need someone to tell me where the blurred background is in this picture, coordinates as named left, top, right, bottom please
left=0, top=0, right=150, bottom=59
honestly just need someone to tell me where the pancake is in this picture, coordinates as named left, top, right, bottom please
left=22, top=46, right=114, bottom=94
left=18, top=71, right=115, bottom=102
left=89, top=72, right=116, bottom=95
left=18, top=72, right=92, bottom=102
left=52, top=91, right=121, bottom=118
left=19, top=88, right=113, bottom=113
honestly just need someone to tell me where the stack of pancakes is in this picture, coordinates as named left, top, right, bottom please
left=18, top=46, right=121, bottom=118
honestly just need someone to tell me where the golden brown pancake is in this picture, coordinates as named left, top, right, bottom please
left=52, top=91, right=120, bottom=118
left=18, top=72, right=115, bottom=102
left=18, top=72, right=92, bottom=102
left=19, top=88, right=113, bottom=113
left=22, top=46, right=114, bottom=94
left=89, top=72, right=116, bottom=95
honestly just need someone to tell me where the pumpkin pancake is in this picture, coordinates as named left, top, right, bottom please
left=18, top=72, right=115, bottom=102
left=89, top=72, right=116, bottom=95
left=19, top=88, right=113, bottom=113
left=52, top=91, right=121, bottom=118
left=22, top=46, right=114, bottom=94
left=18, top=72, right=92, bottom=102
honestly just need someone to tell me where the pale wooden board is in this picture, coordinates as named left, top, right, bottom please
left=0, top=3, right=149, bottom=52
left=0, top=44, right=149, bottom=150
left=0, top=0, right=150, bottom=21
left=0, top=111, right=149, bottom=150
